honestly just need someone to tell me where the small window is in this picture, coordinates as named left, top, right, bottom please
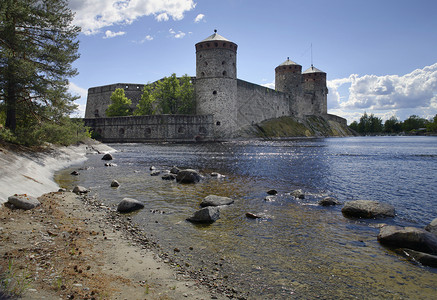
left=201, top=72, right=205, bottom=77
left=119, top=128, right=125, bottom=135
left=213, top=90, right=217, bottom=95
left=145, top=128, right=151, bottom=134
left=222, top=71, right=227, bottom=77
left=222, top=61, right=226, bottom=65
left=204, top=61, right=208, bottom=66
left=216, top=121, right=221, bottom=126
left=214, top=42, right=218, bottom=47
left=223, top=43, right=226, bottom=47
left=178, top=127, right=185, bottom=134
left=199, top=54, right=203, bottom=58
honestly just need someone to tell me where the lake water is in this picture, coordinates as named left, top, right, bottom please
left=56, top=136, right=437, bottom=299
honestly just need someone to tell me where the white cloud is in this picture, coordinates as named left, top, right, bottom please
left=69, top=82, right=87, bottom=117
left=69, top=0, right=196, bottom=35
left=194, top=13, right=205, bottom=23
left=103, top=30, right=126, bottom=39
left=327, top=63, right=437, bottom=122
left=261, top=82, right=275, bottom=89
left=169, top=28, right=186, bottom=39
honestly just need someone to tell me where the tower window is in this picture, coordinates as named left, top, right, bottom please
left=145, top=128, right=151, bottom=134
left=223, top=43, right=226, bottom=47
left=201, top=72, right=205, bottom=77
left=119, top=128, right=125, bottom=135
left=222, top=71, right=227, bottom=77
left=204, top=61, right=208, bottom=66
left=216, top=121, right=221, bottom=126
left=213, top=90, right=217, bottom=95
left=214, top=42, right=218, bottom=47
left=222, top=61, right=226, bottom=65
left=178, top=127, right=185, bottom=134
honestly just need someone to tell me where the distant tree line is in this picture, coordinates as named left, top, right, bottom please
left=349, top=112, right=437, bottom=135
left=106, top=74, right=195, bottom=117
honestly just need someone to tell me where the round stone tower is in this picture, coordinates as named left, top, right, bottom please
left=302, top=65, right=328, bottom=115
left=195, top=30, right=238, bottom=138
left=275, top=58, right=302, bottom=96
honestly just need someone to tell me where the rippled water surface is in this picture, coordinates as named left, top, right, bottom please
left=56, top=136, right=437, bottom=299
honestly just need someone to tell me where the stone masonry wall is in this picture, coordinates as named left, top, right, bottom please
left=84, top=115, right=214, bottom=143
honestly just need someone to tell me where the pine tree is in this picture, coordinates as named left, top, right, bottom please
left=106, top=88, right=132, bottom=117
left=0, top=0, right=80, bottom=132
left=134, top=84, right=155, bottom=115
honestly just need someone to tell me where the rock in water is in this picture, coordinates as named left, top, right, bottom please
left=101, top=153, right=113, bottom=160
left=7, top=194, right=40, bottom=210
left=117, top=198, right=145, bottom=213
left=187, top=207, right=220, bottom=223
left=200, top=195, right=234, bottom=207
left=377, top=225, right=437, bottom=254
left=162, top=174, right=177, bottom=180
left=342, top=200, right=395, bottom=218
left=246, top=212, right=261, bottom=219
left=176, top=169, right=201, bottom=184
left=425, top=218, right=437, bottom=236
left=70, top=171, right=80, bottom=176
left=319, top=197, right=340, bottom=206
left=73, top=186, right=89, bottom=194
left=110, top=180, right=120, bottom=187
left=402, top=249, right=437, bottom=268
left=150, top=170, right=161, bottom=176
left=170, top=167, right=180, bottom=174
left=291, top=189, right=305, bottom=199
left=267, top=189, right=278, bottom=195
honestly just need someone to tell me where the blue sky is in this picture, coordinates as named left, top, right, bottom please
left=68, top=0, right=437, bottom=124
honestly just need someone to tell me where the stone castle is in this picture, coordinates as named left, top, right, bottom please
left=85, top=31, right=343, bottom=142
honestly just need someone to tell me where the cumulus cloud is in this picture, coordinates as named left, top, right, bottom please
left=69, top=0, right=196, bottom=35
left=103, top=30, right=126, bottom=39
left=261, top=82, right=275, bottom=89
left=69, top=82, right=88, bottom=117
left=194, top=13, right=205, bottom=23
left=327, top=63, right=437, bottom=122
left=169, top=28, right=186, bottom=39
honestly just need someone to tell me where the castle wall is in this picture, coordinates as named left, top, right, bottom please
left=236, top=79, right=290, bottom=129
left=85, top=83, right=144, bottom=118
left=84, top=115, right=214, bottom=143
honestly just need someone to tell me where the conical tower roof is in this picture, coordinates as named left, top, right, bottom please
left=201, top=31, right=231, bottom=42
left=303, top=65, right=325, bottom=74
left=278, top=57, right=300, bottom=67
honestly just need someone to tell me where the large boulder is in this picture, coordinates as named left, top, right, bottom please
left=200, top=195, right=234, bottom=207
left=378, top=225, right=437, bottom=254
left=176, top=169, right=201, bottom=184
left=101, top=153, right=113, bottom=161
left=7, top=194, right=40, bottom=210
left=402, top=249, right=437, bottom=268
left=187, top=207, right=220, bottom=223
left=319, top=197, right=340, bottom=206
left=425, top=218, right=437, bottom=236
left=342, top=200, right=395, bottom=218
left=73, top=186, right=89, bottom=194
left=110, top=180, right=120, bottom=187
left=170, top=167, right=181, bottom=174
left=117, top=198, right=145, bottom=213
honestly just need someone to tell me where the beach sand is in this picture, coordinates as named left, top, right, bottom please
left=0, top=142, right=229, bottom=299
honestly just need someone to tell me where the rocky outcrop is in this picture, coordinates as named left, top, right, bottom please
left=425, top=218, right=437, bottom=236
left=176, top=169, right=201, bottom=184
left=117, top=198, right=145, bottom=213
left=377, top=225, right=437, bottom=254
left=187, top=207, right=220, bottom=223
left=319, top=197, right=340, bottom=206
left=7, top=194, right=41, bottom=210
left=200, top=195, right=234, bottom=207
left=341, top=200, right=395, bottom=218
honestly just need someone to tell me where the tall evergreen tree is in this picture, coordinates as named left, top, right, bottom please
left=106, top=88, right=132, bottom=117
left=0, top=0, right=80, bottom=132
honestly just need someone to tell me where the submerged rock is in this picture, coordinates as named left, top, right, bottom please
left=73, top=186, right=89, bottom=194
left=319, top=197, right=340, bottom=206
left=110, top=180, right=120, bottom=187
left=246, top=212, right=261, bottom=219
left=402, top=249, right=437, bottom=268
left=264, top=195, right=276, bottom=202
left=378, top=225, right=437, bottom=254
left=187, top=207, right=220, bottom=223
left=291, top=189, right=305, bottom=199
left=425, top=218, right=437, bottom=236
left=210, top=172, right=225, bottom=178
left=150, top=170, right=161, bottom=176
left=342, top=200, right=395, bottom=218
left=104, top=163, right=117, bottom=167
left=101, top=153, right=113, bottom=161
left=176, top=169, right=201, bottom=184
left=117, top=198, right=145, bottom=213
left=7, top=194, right=40, bottom=210
left=200, top=195, right=234, bottom=207
left=170, top=167, right=180, bottom=174
left=162, top=174, right=177, bottom=180
left=70, top=170, right=80, bottom=176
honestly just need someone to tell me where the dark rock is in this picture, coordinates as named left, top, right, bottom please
left=58, top=188, right=67, bottom=192
left=425, top=218, right=437, bottom=236
left=176, top=169, right=201, bottom=184
left=403, top=249, right=437, bottom=268
left=246, top=212, right=261, bottom=219
left=101, top=153, right=113, bottom=161
left=110, top=180, right=120, bottom=187
left=150, top=170, right=161, bottom=176
left=319, top=197, right=340, bottom=206
left=70, top=171, right=80, bottom=176
left=200, top=195, right=234, bottom=207
left=73, top=186, right=89, bottom=194
left=187, top=207, right=220, bottom=223
left=378, top=225, right=437, bottom=254
left=267, top=189, right=277, bottom=195
left=342, top=200, right=395, bottom=218
left=7, top=194, right=41, bottom=210
left=117, top=198, right=145, bottom=213
left=104, top=163, right=117, bottom=167
left=291, top=189, right=305, bottom=199
left=162, top=174, right=177, bottom=180
left=170, top=167, right=180, bottom=174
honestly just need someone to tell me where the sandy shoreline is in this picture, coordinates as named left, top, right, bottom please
left=0, top=142, right=230, bottom=299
